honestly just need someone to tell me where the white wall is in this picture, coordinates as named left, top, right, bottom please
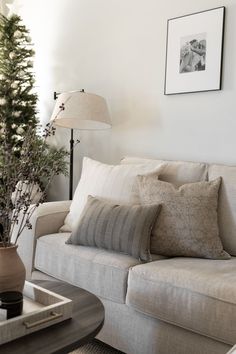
left=10, top=0, right=236, bottom=200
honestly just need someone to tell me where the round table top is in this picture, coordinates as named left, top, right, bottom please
left=0, top=280, right=105, bottom=354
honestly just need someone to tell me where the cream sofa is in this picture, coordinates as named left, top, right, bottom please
left=16, top=157, right=236, bottom=354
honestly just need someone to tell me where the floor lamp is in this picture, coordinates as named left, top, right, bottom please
left=51, top=90, right=111, bottom=200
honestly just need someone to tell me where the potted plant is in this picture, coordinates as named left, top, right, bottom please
left=0, top=14, right=68, bottom=292
left=0, top=125, right=68, bottom=292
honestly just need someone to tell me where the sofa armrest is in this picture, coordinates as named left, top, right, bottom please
left=12, top=201, right=71, bottom=279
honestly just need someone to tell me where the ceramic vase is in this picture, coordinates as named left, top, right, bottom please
left=0, top=244, right=26, bottom=293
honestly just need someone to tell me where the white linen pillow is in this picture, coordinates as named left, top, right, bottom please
left=60, top=157, right=164, bottom=232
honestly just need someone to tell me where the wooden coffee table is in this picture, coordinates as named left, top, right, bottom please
left=0, top=280, right=105, bottom=354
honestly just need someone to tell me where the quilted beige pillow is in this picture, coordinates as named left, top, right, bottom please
left=137, top=174, right=230, bottom=259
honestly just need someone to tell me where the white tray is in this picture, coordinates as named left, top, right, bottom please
left=0, top=281, right=73, bottom=345
left=226, top=346, right=236, bottom=354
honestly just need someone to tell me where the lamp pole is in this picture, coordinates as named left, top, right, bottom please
left=69, top=129, right=74, bottom=200
left=54, top=91, right=77, bottom=200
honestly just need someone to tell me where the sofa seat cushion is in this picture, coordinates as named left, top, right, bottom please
left=34, top=233, right=142, bottom=303
left=126, top=257, right=236, bottom=344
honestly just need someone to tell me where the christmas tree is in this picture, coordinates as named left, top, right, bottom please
left=0, top=14, right=38, bottom=154
left=0, top=14, right=69, bottom=244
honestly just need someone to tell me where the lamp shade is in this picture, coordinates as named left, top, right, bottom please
left=51, top=90, right=111, bottom=130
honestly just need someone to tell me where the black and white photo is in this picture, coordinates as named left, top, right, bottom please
left=164, top=7, right=225, bottom=95
left=179, top=33, right=206, bottom=73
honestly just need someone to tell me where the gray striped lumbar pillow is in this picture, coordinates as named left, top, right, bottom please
left=66, top=196, right=161, bottom=261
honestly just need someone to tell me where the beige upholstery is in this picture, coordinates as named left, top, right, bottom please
left=34, top=233, right=141, bottom=303
left=209, top=164, right=236, bottom=256
left=18, top=157, right=236, bottom=354
left=13, top=201, right=71, bottom=278
left=32, top=269, right=231, bottom=354
left=98, top=298, right=230, bottom=354
left=127, top=257, right=236, bottom=345
left=121, top=156, right=208, bottom=187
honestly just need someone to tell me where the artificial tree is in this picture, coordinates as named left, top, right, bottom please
left=0, top=14, right=68, bottom=246
left=0, top=13, right=38, bottom=154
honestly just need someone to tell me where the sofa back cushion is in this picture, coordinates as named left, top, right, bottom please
left=122, top=156, right=236, bottom=256
left=208, top=164, right=236, bottom=256
left=121, top=156, right=208, bottom=187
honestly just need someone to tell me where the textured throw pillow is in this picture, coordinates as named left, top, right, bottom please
left=66, top=196, right=161, bottom=261
left=137, top=173, right=230, bottom=259
left=60, top=157, right=164, bottom=232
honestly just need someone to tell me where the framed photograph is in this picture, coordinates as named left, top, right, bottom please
left=164, top=7, right=225, bottom=95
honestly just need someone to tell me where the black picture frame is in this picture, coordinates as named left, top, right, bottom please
left=164, top=6, right=225, bottom=95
